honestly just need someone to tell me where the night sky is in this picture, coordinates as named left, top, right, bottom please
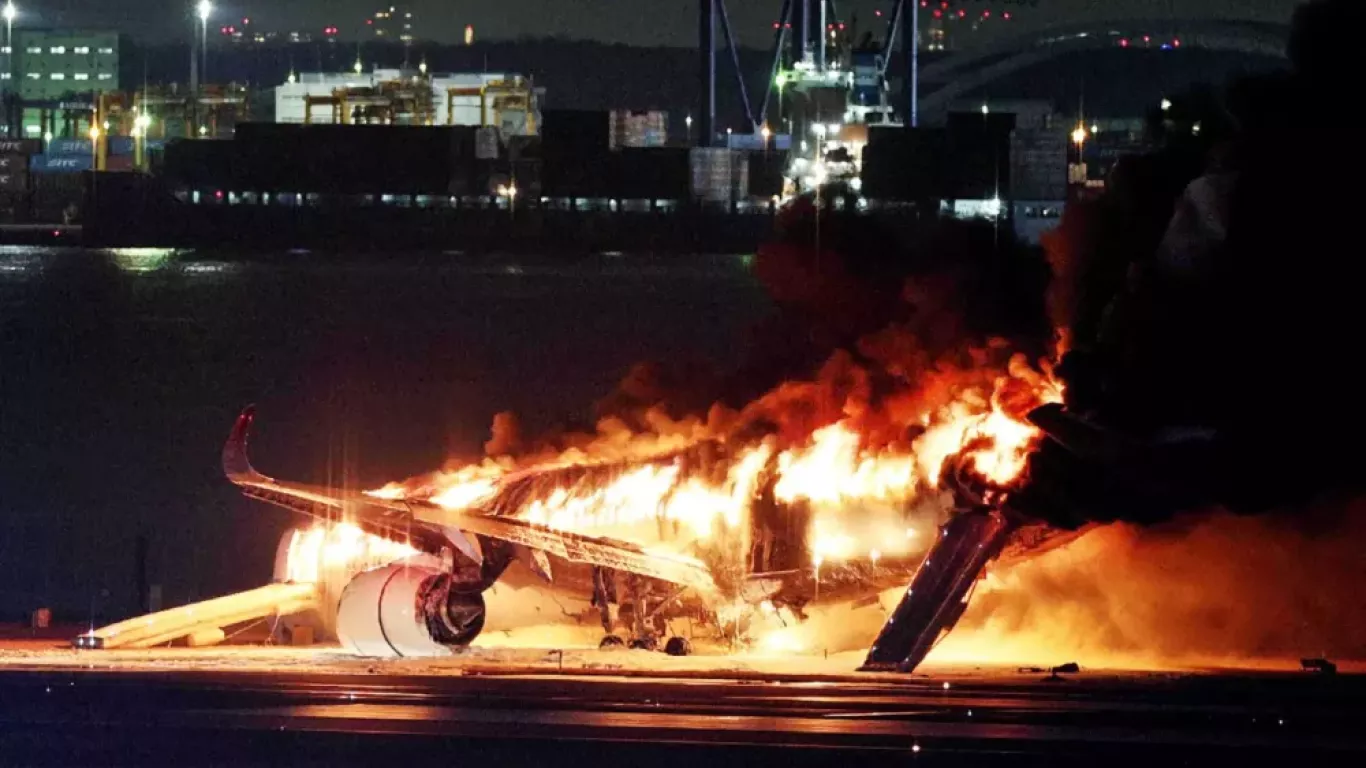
left=23, top=0, right=1306, bottom=46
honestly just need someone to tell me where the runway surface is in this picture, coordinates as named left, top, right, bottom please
left=0, top=644, right=1362, bottom=765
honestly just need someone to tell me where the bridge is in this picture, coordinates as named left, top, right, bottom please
left=915, top=18, right=1291, bottom=121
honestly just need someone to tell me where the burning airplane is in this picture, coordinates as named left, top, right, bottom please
left=78, top=340, right=1087, bottom=671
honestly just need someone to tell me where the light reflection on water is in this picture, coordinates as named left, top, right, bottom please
left=104, top=248, right=180, bottom=273
left=0, top=246, right=238, bottom=280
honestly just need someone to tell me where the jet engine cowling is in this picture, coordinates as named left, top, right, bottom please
left=335, top=558, right=487, bottom=658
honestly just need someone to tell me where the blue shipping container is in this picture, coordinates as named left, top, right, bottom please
left=108, top=136, right=135, bottom=156
left=30, top=154, right=92, bottom=173
left=726, top=133, right=792, bottom=151
left=48, top=138, right=93, bottom=156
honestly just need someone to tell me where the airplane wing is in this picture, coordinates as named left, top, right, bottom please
left=223, top=407, right=717, bottom=594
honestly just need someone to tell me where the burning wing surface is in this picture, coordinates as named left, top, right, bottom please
left=223, top=407, right=717, bottom=593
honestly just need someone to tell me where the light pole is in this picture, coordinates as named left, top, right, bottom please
left=3, top=2, right=15, bottom=138
left=133, top=113, right=151, bottom=170
left=88, top=123, right=100, bottom=171
left=196, top=1, right=211, bottom=84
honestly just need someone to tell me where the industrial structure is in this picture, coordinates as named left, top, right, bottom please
left=275, top=69, right=541, bottom=134
left=4, top=28, right=119, bottom=138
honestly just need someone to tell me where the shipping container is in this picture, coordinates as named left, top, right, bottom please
left=690, top=148, right=748, bottom=204
left=0, top=171, right=28, bottom=192
left=540, top=145, right=611, bottom=198
left=107, top=136, right=136, bottom=156
left=747, top=151, right=788, bottom=197
left=30, top=154, right=92, bottom=173
left=161, top=139, right=234, bottom=186
left=1009, top=129, right=1068, bottom=201
left=233, top=123, right=475, bottom=194
left=48, top=138, right=94, bottom=156
left=0, top=139, right=42, bottom=156
left=541, top=110, right=610, bottom=155
left=615, top=147, right=689, bottom=199
left=610, top=110, right=669, bottom=150
left=861, top=128, right=948, bottom=201
left=104, top=155, right=136, bottom=173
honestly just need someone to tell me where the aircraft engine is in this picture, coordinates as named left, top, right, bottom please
left=335, top=559, right=487, bottom=657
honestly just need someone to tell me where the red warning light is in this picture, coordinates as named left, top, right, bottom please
left=983, top=10, right=991, bottom=18
left=838, top=23, right=845, bottom=30
left=1172, top=38, right=1182, bottom=47
left=1003, top=12, right=1011, bottom=20
left=933, top=9, right=942, bottom=19
left=1119, top=38, right=1130, bottom=47
left=875, top=10, right=882, bottom=17
left=1143, top=35, right=1151, bottom=43
left=958, top=9, right=966, bottom=18
left=243, top=17, right=250, bottom=25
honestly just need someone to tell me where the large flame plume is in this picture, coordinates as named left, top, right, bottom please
left=366, top=340, right=1062, bottom=577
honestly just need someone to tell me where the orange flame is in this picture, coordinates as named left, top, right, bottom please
left=283, top=523, right=419, bottom=584
left=369, top=350, right=1061, bottom=570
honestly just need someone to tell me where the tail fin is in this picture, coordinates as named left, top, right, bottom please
left=222, top=405, right=271, bottom=484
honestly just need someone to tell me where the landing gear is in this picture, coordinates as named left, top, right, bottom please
left=592, top=566, right=691, bottom=655
left=664, top=637, right=692, bottom=657
left=628, top=635, right=659, bottom=651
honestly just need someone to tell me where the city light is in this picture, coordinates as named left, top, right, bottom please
left=760, top=124, right=771, bottom=141
left=1161, top=98, right=1172, bottom=112
left=1071, top=125, right=1087, bottom=146
left=2, top=3, right=15, bottom=23
left=196, top=0, right=212, bottom=23
left=88, top=125, right=101, bottom=141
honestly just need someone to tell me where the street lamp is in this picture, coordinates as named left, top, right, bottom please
left=88, top=124, right=101, bottom=171
left=3, top=2, right=15, bottom=137
left=196, top=1, right=212, bottom=85
left=1071, top=125, right=1087, bottom=148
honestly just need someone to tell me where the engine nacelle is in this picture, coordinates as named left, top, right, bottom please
left=335, top=558, right=487, bottom=658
